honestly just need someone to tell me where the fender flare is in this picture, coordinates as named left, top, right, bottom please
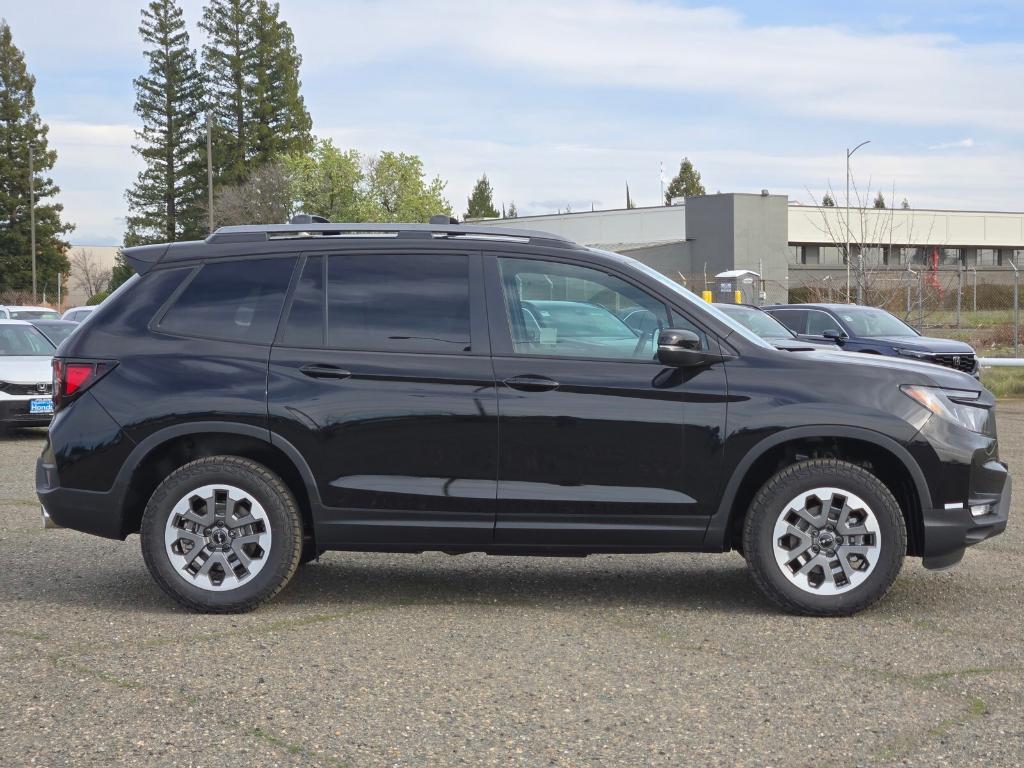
left=112, top=421, right=322, bottom=535
left=703, top=425, right=932, bottom=550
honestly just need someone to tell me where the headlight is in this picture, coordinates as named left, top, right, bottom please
left=901, top=385, right=988, bottom=433
left=895, top=347, right=932, bottom=360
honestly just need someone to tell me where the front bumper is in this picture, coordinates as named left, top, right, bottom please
left=921, top=461, right=1011, bottom=569
left=0, top=398, right=52, bottom=427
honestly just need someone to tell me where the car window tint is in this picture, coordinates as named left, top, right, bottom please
left=806, top=310, right=843, bottom=335
left=280, top=256, right=324, bottom=347
left=498, top=258, right=668, bottom=360
left=769, top=309, right=807, bottom=334
left=159, top=257, right=295, bottom=344
left=327, top=254, right=471, bottom=353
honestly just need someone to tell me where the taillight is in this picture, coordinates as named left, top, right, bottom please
left=52, top=359, right=116, bottom=410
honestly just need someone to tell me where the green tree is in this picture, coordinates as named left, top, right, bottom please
left=200, top=0, right=311, bottom=186
left=822, top=192, right=835, bottom=207
left=873, top=192, right=886, bottom=209
left=285, top=138, right=362, bottom=221
left=900, top=197, right=910, bottom=209
left=465, top=174, right=499, bottom=219
left=200, top=0, right=256, bottom=186
left=108, top=250, right=135, bottom=291
left=124, top=0, right=207, bottom=246
left=664, top=157, right=705, bottom=204
left=626, top=182, right=636, bottom=209
left=357, top=151, right=452, bottom=223
left=506, top=201, right=518, bottom=218
left=0, top=20, right=73, bottom=294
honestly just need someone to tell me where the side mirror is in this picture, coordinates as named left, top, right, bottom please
left=656, top=329, right=728, bottom=367
left=822, top=329, right=848, bottom=342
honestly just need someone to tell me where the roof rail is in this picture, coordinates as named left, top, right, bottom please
left=205, top=221, right=574, bottom=246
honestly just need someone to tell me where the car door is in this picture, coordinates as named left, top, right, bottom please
left=485, top=253, right=728, bottom=548
left=268, top=250, right=498, bottom=548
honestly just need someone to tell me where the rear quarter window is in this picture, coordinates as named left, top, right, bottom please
left=158, top=257, right=296, bottom=344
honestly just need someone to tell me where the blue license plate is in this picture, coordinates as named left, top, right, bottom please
left=29, top=399, right=53, bottom=415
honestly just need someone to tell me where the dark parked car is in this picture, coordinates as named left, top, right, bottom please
left=764, top=303, right=979, bottom=376
left=38, top=220, right=1010, bottom=616
left=713, top=303, right=835, bottom=352
left=27, top=319, right=79, bottom=348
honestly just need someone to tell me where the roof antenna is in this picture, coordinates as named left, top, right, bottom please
left=290, top=213, right=329, bottom=225
left=429, top=215, right=459, bottom=225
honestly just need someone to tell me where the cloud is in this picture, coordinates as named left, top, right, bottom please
left=290, top=0, right=1024, bottom=129
left=928, top=138, right=976, bottom=150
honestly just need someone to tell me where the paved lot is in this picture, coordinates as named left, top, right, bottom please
left=1, top=408, right=1022, bottom=768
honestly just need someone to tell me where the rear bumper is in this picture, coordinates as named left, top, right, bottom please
left=36, top=456, right=126, bottom=539
left=921, top=462, right=1011, bottom=569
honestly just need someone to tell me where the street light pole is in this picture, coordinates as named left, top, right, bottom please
left=846, top=140, right=870, bottom=304
left=206, top=113, right=214, bottom=234
left=29, top=143, right=37, bottom=301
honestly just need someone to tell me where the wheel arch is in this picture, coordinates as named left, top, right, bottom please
left=705, top=426, right=931, bottom=556
left=115, top=422, right=321, bottom=542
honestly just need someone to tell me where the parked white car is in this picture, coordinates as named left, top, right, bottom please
left=61, top=305, right=96, bottom=323
left=0, top=320, right=56, bottom=428
left=0, top=305, right=61, bottom=320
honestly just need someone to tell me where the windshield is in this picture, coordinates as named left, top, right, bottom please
left=716, top=304, right=795, bottom=339
left=589, top=249, right=775, bottom=349
left=0, top=324, right=55, bottom=356
left=11, top=309, right=60, bottom=320
left=526, top=301, right=635, bottom=338
left=836, top=307, right=918, bottom=337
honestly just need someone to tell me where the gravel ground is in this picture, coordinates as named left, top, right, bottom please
left=1, top=407, right=1022, bottom=768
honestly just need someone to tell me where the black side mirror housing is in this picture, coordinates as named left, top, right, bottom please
left=822, top=329, right=848, bottom=342
left=656, top=329, right=729, bottom=367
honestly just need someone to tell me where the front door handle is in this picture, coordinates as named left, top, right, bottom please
left=299, top=364, right=352, bottom=380
left=504, top=374, right=559, bottom=392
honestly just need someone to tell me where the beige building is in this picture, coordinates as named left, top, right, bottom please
left=64, top=245, right=120, bottom=308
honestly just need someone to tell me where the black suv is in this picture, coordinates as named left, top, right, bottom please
left=764, top=303, right=980, bottom=376
left=37, top=221, right=1010, bottom=615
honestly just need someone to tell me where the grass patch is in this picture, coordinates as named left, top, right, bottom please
left=981, top=367, right=1024, bottom=398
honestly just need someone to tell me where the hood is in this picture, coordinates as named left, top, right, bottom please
left=868, top=335, right=976, bottom=354
left=0, top=356, right=53, bottom=386
left=794, top=348, right=981, bottom=389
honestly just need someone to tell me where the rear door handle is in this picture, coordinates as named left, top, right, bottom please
left=299, top=364, right=352, bottom=380
left=503, top=375, right=559, bottom=392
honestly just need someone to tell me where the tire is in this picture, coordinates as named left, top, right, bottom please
left=140, top=456, right=303, bottom=613
left=742, top=459, right=906, bottom=616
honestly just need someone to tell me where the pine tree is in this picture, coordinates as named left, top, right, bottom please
left=465, top=174, right=499, bottom=219
left=626, top=182, right=636, bottom=209
left=200, top=0, right=257, bottom=185
left=900, top=197, right=910, bottom=210
left=873, top=192, right=886, bottom=209
left=200, top=0, right=312, bottom=186
left=664, top=157, right=705, bottom=204
left=506, top=201, right=518, bottom=218
left=0, top=20, right=73, bottom=293
left=822, top=192, right=836, bottom=207
left=108, top=251, right=135, bottom=291
left=250, top=0, right=312, bottom=166
left=124, top=0, right=207, bottom=246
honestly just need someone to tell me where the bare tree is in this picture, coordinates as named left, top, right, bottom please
left=211, top=161, right=294, bottom=227
left=69, top=248, right=112, bottom=298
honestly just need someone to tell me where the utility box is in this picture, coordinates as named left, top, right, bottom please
left=714, top=269, right=761, bottom=304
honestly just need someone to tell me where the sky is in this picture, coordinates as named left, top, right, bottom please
left=4, top=0, right=1024, bottom=245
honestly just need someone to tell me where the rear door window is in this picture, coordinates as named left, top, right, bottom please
left=158, top=257, right=296, bottom=344
left=326, top=253, right=472, bottom=353
left=768, top=309, right=807, bottom=334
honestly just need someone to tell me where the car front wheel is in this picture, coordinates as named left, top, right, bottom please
left=743, top=459, right=906, bottom=616
left=140, top=456, right=303, bottom=613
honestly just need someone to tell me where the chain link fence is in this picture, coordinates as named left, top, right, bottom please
left=790, top=266, right=1021, bottom=358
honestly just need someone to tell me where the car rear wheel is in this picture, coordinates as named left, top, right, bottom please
left=140, top=456, right=302, bottom=613
left=743, top=459, right=906, bottom=616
